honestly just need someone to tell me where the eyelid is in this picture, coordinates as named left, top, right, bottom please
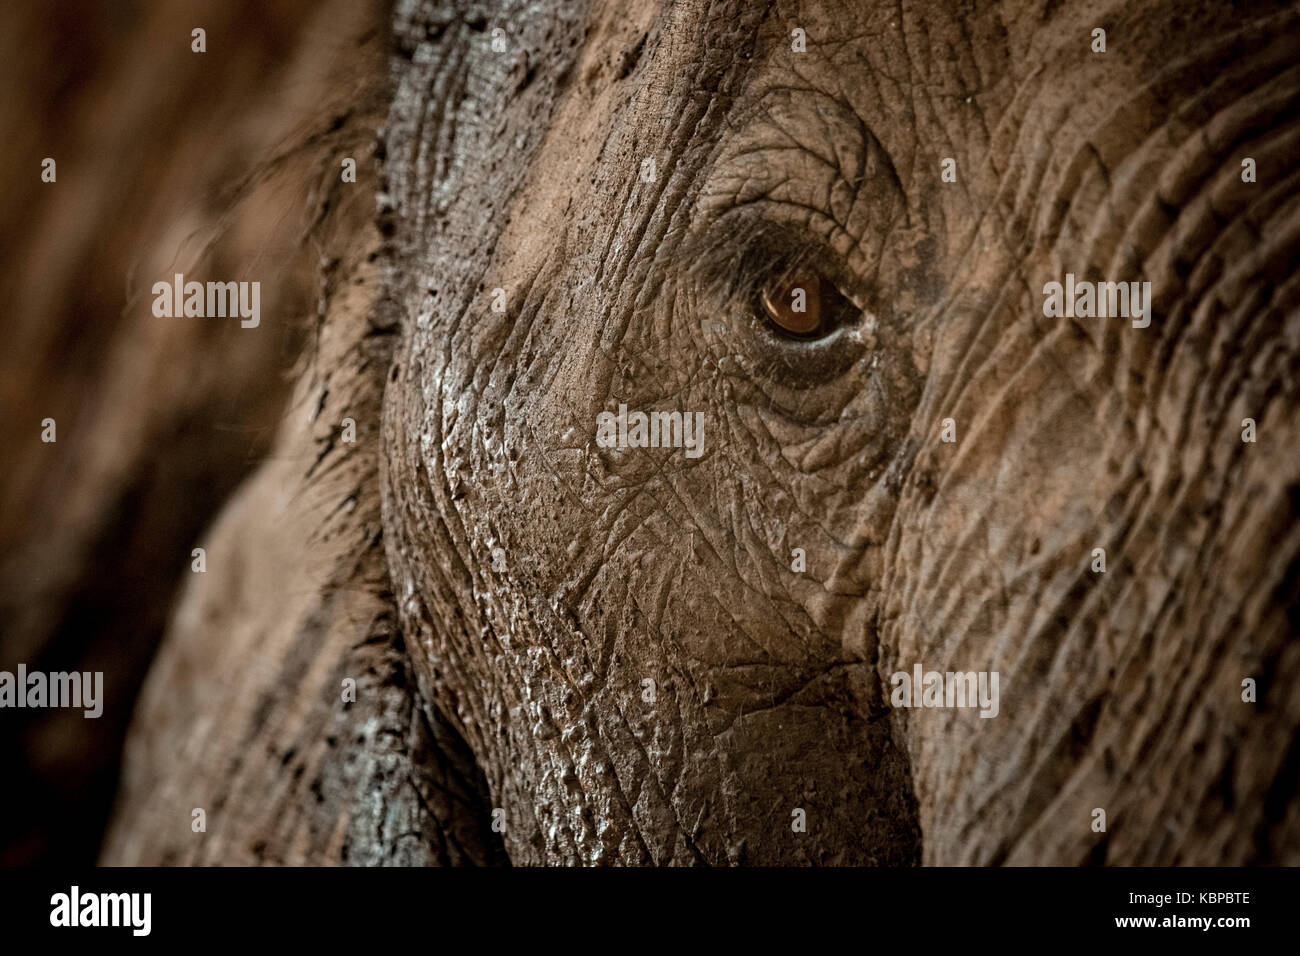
left=684, top=213, right=812, bottom=287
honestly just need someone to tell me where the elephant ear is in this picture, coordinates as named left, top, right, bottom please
left=100, top=13, right=505, bottom=866
left=103, top=215, right=505, bottom=865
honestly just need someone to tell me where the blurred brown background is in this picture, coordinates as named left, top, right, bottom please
left=0, top=0, right=388, bottom=864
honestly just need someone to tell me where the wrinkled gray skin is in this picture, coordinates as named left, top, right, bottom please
left=107, top=0, right=1300, bottom=866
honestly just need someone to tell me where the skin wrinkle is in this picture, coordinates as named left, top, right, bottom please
left=711, top=87, right=904, bottom=245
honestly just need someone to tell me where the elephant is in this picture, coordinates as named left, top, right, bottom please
left=79, top=0, right=1300, bottom=866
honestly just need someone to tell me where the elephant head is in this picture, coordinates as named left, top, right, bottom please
left=375, top=0, right=1300, bottom=864
left=99, top=0, right=1299, bottom=866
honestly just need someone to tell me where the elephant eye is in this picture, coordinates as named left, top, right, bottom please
left=758, top=272, right=854, bottom=339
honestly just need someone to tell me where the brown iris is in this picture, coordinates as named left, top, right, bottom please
left=759, top=273, right=847, bottom=338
